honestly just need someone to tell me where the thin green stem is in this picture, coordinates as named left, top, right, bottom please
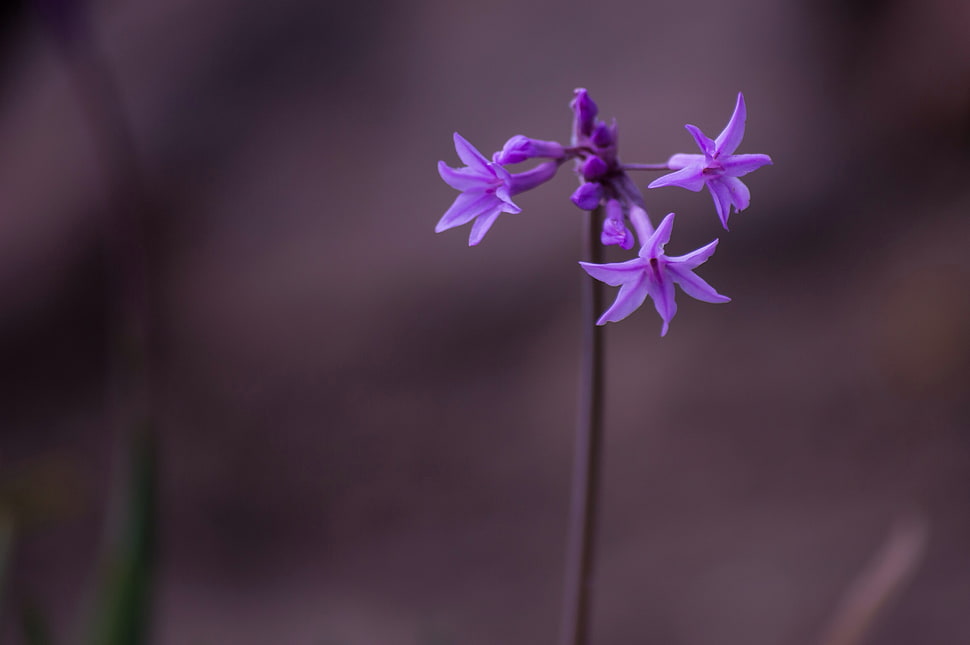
left=559, top=207, right=606, bottom=645
left=41, top=12, right=158, bottom=644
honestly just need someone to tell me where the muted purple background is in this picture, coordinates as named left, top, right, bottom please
left=1, top=0, right=969, bottom=643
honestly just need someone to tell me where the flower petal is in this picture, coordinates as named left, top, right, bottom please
left=723, top=176, right=751, bottom=212
left=685, top=124, right=716, bottom=158
left=438, top=161, right=488, bottom=191
left=721, top=153, right=772, bottom=177
left=706, top=179, right=734, bottom=229
left=668, top=264, right=731, bottom=303
left=645, top=270, right=677, bottom=336
left=667, top=153, right=704, bottom=170
left=467, top=205, right=504, bottom=246
left=596, top=273, right=651, bottom=325
left=714, top=92, right=746, bottom=156
left=435, top=191, right=495, bottom=232
left=648, top=165, right=706, bottom=192
left=641, top=212, right=675, bottom=259
left=579, top=258, right=646, bottom=287
left=453, top=132, right=491, bottom=174
left=667, top=239, right=719, bottom=270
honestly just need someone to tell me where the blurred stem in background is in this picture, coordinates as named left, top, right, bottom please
left=0, top=513, right=12, bottom=621
left=817, top=518, right=928, bottom=645
left=34, top=1, right=158, bottom=643
left=559, top=207, right=606, bottom=645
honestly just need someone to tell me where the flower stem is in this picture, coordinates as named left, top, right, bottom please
left=621, top=163, right=669, bottom=171
left=41, top=10, right=159, bottom=643
left=559, top=207, right=606, bottom=645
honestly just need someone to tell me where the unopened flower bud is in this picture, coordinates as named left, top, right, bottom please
left=581, top=156, right=609, bottom=181
left=591, top=122, right=615, bottom=149
left=570, top=88, right=599, bottom=139
left=494, top=135, right=565, bottom=165
left=570, top=182, right=603, bottom=210
left=600, top=200, right=634, bottom=249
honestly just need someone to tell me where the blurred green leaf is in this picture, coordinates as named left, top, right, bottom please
left=21, top=599, right=54, bottom=645
left=0, top=513, right=13, bottom=623
left=86, top=427, right=157, bottom=645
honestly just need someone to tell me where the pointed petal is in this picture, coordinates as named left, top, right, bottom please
left=438, top=161, right=488, bottom=191
left=667, top=153, right=704, bottom=170
left=723, top=176, right=750, bottom=212
left=596, top=273, right=651, bottom=324
left=498, top=195, right=522, bottom=214
left=685, top=124, right=716, bottom=157
left=641, top=213, right=675, bottom=259
left=579, top=258, right=646, bottom=287
left=715, top=92, right=746, bottom=156
left=492, top=182, right=522, bottom=213
left=721, top=153, right=772, bottom=177
left=645, top=272, right=677, bottom=336
left=453, top=132, right=491, bottom=174
left=668, top=264, right=730, bottom=303
left=648, top=165, right=706, bottom=192
left=667, top=239, right=719, bottom=270
left=435, top=191, right=495, bottom=232
left=707, top=179, right=733, bottom=229
left=467, top=205, right=504, bottom=245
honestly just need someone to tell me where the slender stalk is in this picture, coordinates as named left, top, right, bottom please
left=621, top=163, right=669, bottom=171
left=39, top=9, right=158, bottom=643
left=559, top=207, right=606, bottom=645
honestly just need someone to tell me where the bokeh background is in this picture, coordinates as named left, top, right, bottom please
left=1, top=0, right=969, bottom=643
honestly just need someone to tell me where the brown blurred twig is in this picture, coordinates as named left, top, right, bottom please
left=815, top=517, right=928, bottom=645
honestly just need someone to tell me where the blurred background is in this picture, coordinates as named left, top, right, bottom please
left=1, top=0, right=969, bottom=643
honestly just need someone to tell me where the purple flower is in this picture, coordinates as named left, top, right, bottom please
left=579, top=213, right=730, bottom=336
left=600, top=200, right=634, bottom=250
left=437, top=133, right=557, bottom=246
left=648, top=93, right=772, bottom=229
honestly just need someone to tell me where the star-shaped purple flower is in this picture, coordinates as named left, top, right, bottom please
left=579, top=213, right=730, bottom=336
left=648, top=93, right=772, bottom=229
left=437, top=132, right=559, bottom=245
left=436, top=133, right=522, bottom=246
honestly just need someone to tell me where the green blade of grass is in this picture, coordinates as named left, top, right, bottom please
left=0, top=513, right=13, bottom=626
left=86, top=427, right=157, bottom=645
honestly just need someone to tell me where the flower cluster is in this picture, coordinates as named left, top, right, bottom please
left=436, top=89, right=772, bottom=335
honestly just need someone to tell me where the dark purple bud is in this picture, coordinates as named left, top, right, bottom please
left=570, top=182, right=603, bottom=210
left=494, top=135, right=565, bottom=165
left=591, top=122, right=615, bottom=149
left=581, top=156, right=609, bottom=181
left=570, top=88, right=599, bottom=138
